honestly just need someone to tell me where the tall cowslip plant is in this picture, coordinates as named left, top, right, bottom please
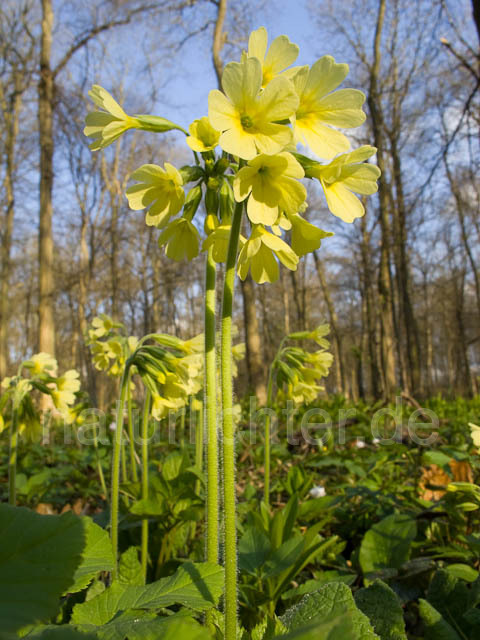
left=263, top=325, right=334, bottom=508
left=0, top=353, right=80, bottom=506
left=84, top=25, right=380, bottom=638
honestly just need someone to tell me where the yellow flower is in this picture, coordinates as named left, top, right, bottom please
left=52, top=370, right=80, bottom=412
left=311, top=146, right=380, bottom=222
left=233, top=152, right=306, bottom=226
left=237, top=225, right=298, bottom=284
left=247, top=27, right=299, bottom=87
left=186, top=117, right=220, bottom=152
left=84, top=85, right=138, bottom=151
left=469, top=423, right=480, bottom=447
left=202, top=224, right=245, bottom=263
left=158, top=218, right=200, bottom=261
left=208, top=56, right=298, bottom=160
left=290, top=57, right=366, bottom=159
left=289, top=213, right=333, bottom=257
left=26, top=353, right=58, bottom=376
left=126, top=163, right=185, bottom=228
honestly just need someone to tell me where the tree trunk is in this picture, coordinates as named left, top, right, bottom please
left=368, top=0, right=397, bottom=399
left=0, top=73, right=21, bottom=378
left=312, top=251, right=346, bottom=395
left=37, top=0, right=55, bottom=356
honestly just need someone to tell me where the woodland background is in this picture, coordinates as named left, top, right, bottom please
left=0, top=0, right=479, bottom=407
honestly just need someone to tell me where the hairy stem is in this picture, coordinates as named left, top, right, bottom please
left=141, top=389, right=151, bottom=583
left=8, top=406, right=19, bottom=506
left=221, top=200, right=243, bottom=640
left=110, top=364, right=130, bottom=577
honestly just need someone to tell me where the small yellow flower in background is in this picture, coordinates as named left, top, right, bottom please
left=25, top=353, right=58, bottom=376
left=158, top=218, right=200, bottom=261
left=52, top=370, right=81, bottom=412
left=311, top=145, right=380, bottom=222
left=126, top=163, right=185, bottom=228
left=186, top=117, right=220, bottom=152
left=84, top=85, right=138, bottom=151
left=290, top=56, right=366, bottom=159
left=209, top=56, right=298, bottom=160
left=237, top=225, right=298, bottom=284
left=247, top=27, right=299, bottom=87
left=233, top=152, right=306, bottom=226
left=469, top=423, right=480, bottom=447
left=289, top=213, right=333, bottom=257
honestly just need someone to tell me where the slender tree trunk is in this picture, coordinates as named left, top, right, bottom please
left=368, top=0, right=397, bottom=398
left=312, top=251, right=346, bottom=395
left=0, top=74, right=21, bottom=378
left=37, top=0, right=55, bottom=356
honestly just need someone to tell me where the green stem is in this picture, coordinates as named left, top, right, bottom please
left=205, top=246, right=219, bottom=566
left=141, top=389, right=151, bottom=584
left=179, top=405, right=186, bottom=449
left=93, top=423, right=108, bottom=499
left=195, top=400, right=203, bottom=496
left=127, top=376, right=138, bottom=483
left=264, top=337, right=286, bottom=508
left=263, top=369, right=274, bottom=509
left=221, top=200, right=244, bottom=640
left=111, top=364, right=130, bottom=577
left=8, top=406, right=19, bottom=506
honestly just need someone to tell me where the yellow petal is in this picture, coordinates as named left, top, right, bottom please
left=322, top=181, right=365, bottom=222
left=248, top=27, right=268, bottom=62
left=264, top=35, right=299, bottom=75
left=295, top=117, right=351, bottom=158
left=316, top=88, right=366, bottom=127
left=219, top=125, right=257, bottom=160
left=208, top=89, right=239, bottom=131
left=258, top=76, right=299, bottom=121
left=303, top=56, right=349, bottom=100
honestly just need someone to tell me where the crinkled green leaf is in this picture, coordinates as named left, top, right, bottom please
left=118, top=548, right=143, bottom=586
left=0, top=505, right=85, bottom=633
left=67, top=518, right=114, bottom=593
left=280, top=582, right=378, bottom=639
left=354, top=580, right=407, bottom=640
left=359, top=514, right=416, bottom=577
left=71, top=562, right=223, bottom=624
left=418, top=599, right=461, bottom=640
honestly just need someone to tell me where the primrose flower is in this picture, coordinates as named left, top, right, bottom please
left=52, top=370, right=81, bottom=412
left=186, top=117, right=220, bottom=152
left=233, top=152, right=306, bottom=226
left=290, top=56, right=366, bottom=159
left=157, top=218, right=200, bottom=261
left=237, top=225, right=298, bottom=284
left=84, top=85, right=139, bottom=151
left=126, top=163, right=185, bottom=228
left=311, top=146, right=381, bottom=222
left=247, top=27, right=299, bottom=87
left=202, top=224, right=245, bottom=263
left=289, top=213, right=333, bottom=257
left=469, top=423, right=480, bottom=447
left=25, top=353, right=58, bottom=376
left=209, top=56, right=298, bottom=160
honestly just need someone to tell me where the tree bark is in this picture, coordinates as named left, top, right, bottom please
left=37, top=0, right=55, bottom=356
left=368, top=0, right=397, bottom=399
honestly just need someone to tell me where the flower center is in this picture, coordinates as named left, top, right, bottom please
left=240, top=114, right=253, bottom=130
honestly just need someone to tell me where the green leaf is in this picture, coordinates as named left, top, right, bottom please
left=264, top=536, right=305, bottom=578
left=359, top=514, right=416, bottom=577
left=118, top=547, right=143, bottom=586
left=68, top=518, right=114, bottom=593
left=445, top=564, right=479, bottom=583
left=238, top=528, right=272, bottom=574
left=418, top=599, right=461, bottom=640
left=280, top=582, right=378, bottom=638
left=0, top=504, right=86, bottom=633
left=426, top=569, right=473, bottom=636
left=275, top=614, right=357, bottom=639
left=71, top=562, right=224, bottom=624
left=422, top=451, right=453, bottom=469
left=354, top=580, right=407, bottom=640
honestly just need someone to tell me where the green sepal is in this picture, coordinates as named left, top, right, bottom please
left=179, top=165, right=205, bottom=183
left=134, top=114, right=187, bottom=135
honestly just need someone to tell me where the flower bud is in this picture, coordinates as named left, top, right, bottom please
left=183, top=184, right=203, bottom=220
left=179, top=165, right=204, bottom=184
left=205, top=187, right=219, bottom=216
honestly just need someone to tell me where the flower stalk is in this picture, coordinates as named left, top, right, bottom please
left=221, top=199, right=244, bottom=640
left=141, top=389, right=151, bottom=583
